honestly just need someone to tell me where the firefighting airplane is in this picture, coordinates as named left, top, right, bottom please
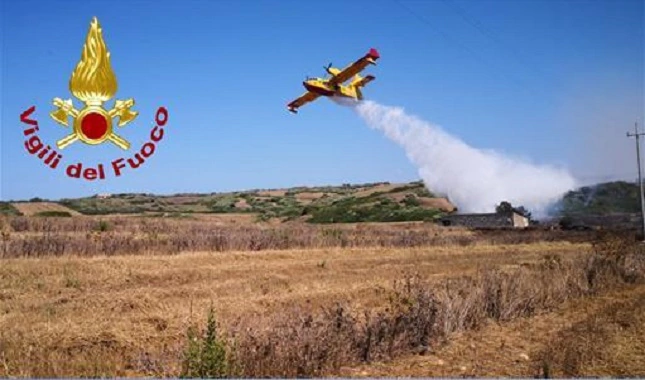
left=287, top=48, right=380, bottom=114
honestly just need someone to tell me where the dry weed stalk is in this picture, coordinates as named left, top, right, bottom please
left=1, top=216, right=592, bottom=258
left=180, top=233, right=644, bottom=378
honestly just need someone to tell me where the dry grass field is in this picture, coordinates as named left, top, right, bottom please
left=340, top=283, right=645, bottom=377
left=353, top=183, right=404, bottom=197
left=0, top=215, right=643, bottom=377
left=10, top=202, right=82, bottom=216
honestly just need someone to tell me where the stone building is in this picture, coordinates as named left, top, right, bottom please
left=440, top=206, right=530, bottom=228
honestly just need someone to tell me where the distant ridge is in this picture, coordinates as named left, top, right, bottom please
left=2, top=180, right=638, bottom=223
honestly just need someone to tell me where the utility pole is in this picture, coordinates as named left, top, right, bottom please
left=627, top=121, right=645, bottom=241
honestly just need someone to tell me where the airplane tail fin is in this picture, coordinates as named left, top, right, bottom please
left=350, top=74, right=375, bottom=100
left=355, top=87, right=364, bottom=100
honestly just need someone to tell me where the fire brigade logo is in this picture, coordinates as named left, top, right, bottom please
left=20, top=17, right=169, bottom=181
left=51, top=17, right=137, bottom=150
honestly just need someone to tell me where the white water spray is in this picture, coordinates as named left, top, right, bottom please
left=352, top=100, right=577, bottom=216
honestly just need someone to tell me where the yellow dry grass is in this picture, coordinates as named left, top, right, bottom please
left=418, top=197, right=456, bottom=212
left=353, top=183, right=404, bottom=198
left=233, top=199, right=251, bottom=209
left=11, top=202, right=82, bottom=216
left=257, top=190, right=287, bottom=197
left=0, top=241, right=586, bottom=377
left=294, top=192, right=326, bottom=203
left=188, top=212, right=258, bottom=224
left=339, top=283, right=645, bottom=378
left=383, top=193, right=456, bottom=212
left=164, top=196, right=205, bottom=205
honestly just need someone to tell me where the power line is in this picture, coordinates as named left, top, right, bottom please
left=626, top=121, right=645, bottom=241
left=392, top=0, right=481, bottom=60
left=440, top=0, right=550, bottom=81
left=390, top=0, right=558, bottom=107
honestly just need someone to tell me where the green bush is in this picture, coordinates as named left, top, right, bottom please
left=0, top=202, right=22, bottom=216
left=208, top=196, right=238, bottom=213
left=94, top=220, right=110, bottom=232
left=34, top=211, right=72, bottom=217
left=402, top=194, right=420, bottom=207
left=307, top=196, right=441, bottom=223
left=181, top=307, right=234, bottom=378
left=560, top=181, right=640, bottom=215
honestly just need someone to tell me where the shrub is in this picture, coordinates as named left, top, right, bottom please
left=34, top=211, right=72, bottom=217
left=181, top=307, right=233, bottom=378
left=402, top=194, right=420, bottom=207
left=0, top=202, right=23, bottom=216
left=94, top=220, right=110, bottom=232
left=220, top=236, right=645, bottom=377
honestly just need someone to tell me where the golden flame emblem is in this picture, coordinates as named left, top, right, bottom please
left=50, top=17, right=137, bottom=150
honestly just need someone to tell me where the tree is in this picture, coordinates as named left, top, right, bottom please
left=495, top=201, right=514, bottom=215
left=496, top=201, right=534, bottom=222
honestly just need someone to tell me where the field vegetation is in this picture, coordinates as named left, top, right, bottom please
left=8, top=201, right=81, bottom=217
left=0, top=202, right=22, bottom=216
left=46, top=181, right=455, bottom=223
left=559, top=181, right=641, bottom=216
left=1, top=180, right=644, bottom=377
left=1, top=211, right=643, bottom=377
left=0, top=215, right=587, bottom=259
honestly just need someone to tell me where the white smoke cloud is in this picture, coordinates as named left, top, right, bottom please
left=352, top=100, right=578, bottom=217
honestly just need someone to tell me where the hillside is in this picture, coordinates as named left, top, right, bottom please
left=10, top=202, right=82, bottom=217
left=4, top=180, right=640, bottom=223
left=0, top=202, right=22, bottom=216
left=33, top=181, right=457, bottom=223
left=558, top=181, right=640, bottom=216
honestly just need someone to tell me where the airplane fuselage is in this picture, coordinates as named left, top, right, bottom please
left=303, top=78, right=358, bottom=99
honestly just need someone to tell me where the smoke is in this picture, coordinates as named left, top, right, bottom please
left=351, top=100, right=578, bottom=217
left=330, top=96, right=360, bottom=107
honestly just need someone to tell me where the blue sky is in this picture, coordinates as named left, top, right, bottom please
left=1, top=0, right=643, bottom=201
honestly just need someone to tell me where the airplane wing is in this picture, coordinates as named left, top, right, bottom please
left=287, top=91, right=321, bottom=113
left=327, top=48, right=380, bottom=86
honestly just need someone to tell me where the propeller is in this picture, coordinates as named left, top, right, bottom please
left=323, top=62, right=333, bottom=75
